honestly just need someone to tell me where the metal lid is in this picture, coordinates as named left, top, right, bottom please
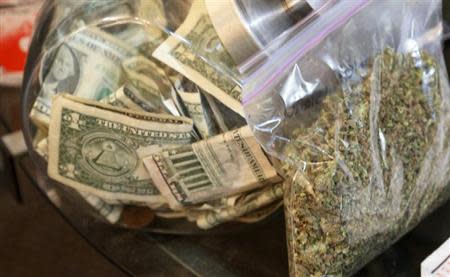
left=206, top=0, right=316, bottom=65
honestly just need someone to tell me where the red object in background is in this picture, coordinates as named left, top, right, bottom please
left=0, top=1, right=42, bottom=86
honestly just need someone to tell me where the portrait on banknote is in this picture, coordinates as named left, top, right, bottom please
left=41, top=43, right=80, bottom=97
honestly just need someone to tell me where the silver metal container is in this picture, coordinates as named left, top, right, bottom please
left=206, top=0, right=326, bottom=64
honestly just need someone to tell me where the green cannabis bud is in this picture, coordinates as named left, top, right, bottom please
left=282, top=49, right=448, bottom=276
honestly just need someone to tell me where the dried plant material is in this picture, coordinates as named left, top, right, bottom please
left=283, top=49, right=448, bottom=276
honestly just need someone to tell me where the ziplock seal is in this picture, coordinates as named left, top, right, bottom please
left=242, top=0, right=371, bottom=106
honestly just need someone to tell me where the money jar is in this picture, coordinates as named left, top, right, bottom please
left=21, top=0, right=288, bottom=233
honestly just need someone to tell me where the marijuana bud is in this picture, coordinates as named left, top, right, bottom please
left=283, top=49, right=448, bottom=276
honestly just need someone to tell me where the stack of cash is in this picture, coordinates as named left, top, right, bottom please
left=29, top=0, right=284, bottom=229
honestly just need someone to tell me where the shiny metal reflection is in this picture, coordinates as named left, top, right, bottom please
left=206, top=0, right=316, bottom=65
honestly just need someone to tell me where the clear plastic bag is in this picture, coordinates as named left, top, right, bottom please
left=242, top=0, right=450, bottom=276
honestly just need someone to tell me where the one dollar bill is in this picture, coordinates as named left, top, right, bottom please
left=122, top=56, right=180, bottom=115
left=152, top=0, right=243, bottom=116
left=31, top=27, right=137, bottom=130
left=47, top=94, right=195, bottom=205
left=177, top=89, right=219, bottom=139
left=196, top=182, right=284, bottom=229
left=78, top=191, right=124, bottom=224
left=32, top=136, right=124, bottom=224
left=143, top=126, right=281, bottom=210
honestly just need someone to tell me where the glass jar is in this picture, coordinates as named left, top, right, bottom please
left=21, top=0, right=285, bottom=234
